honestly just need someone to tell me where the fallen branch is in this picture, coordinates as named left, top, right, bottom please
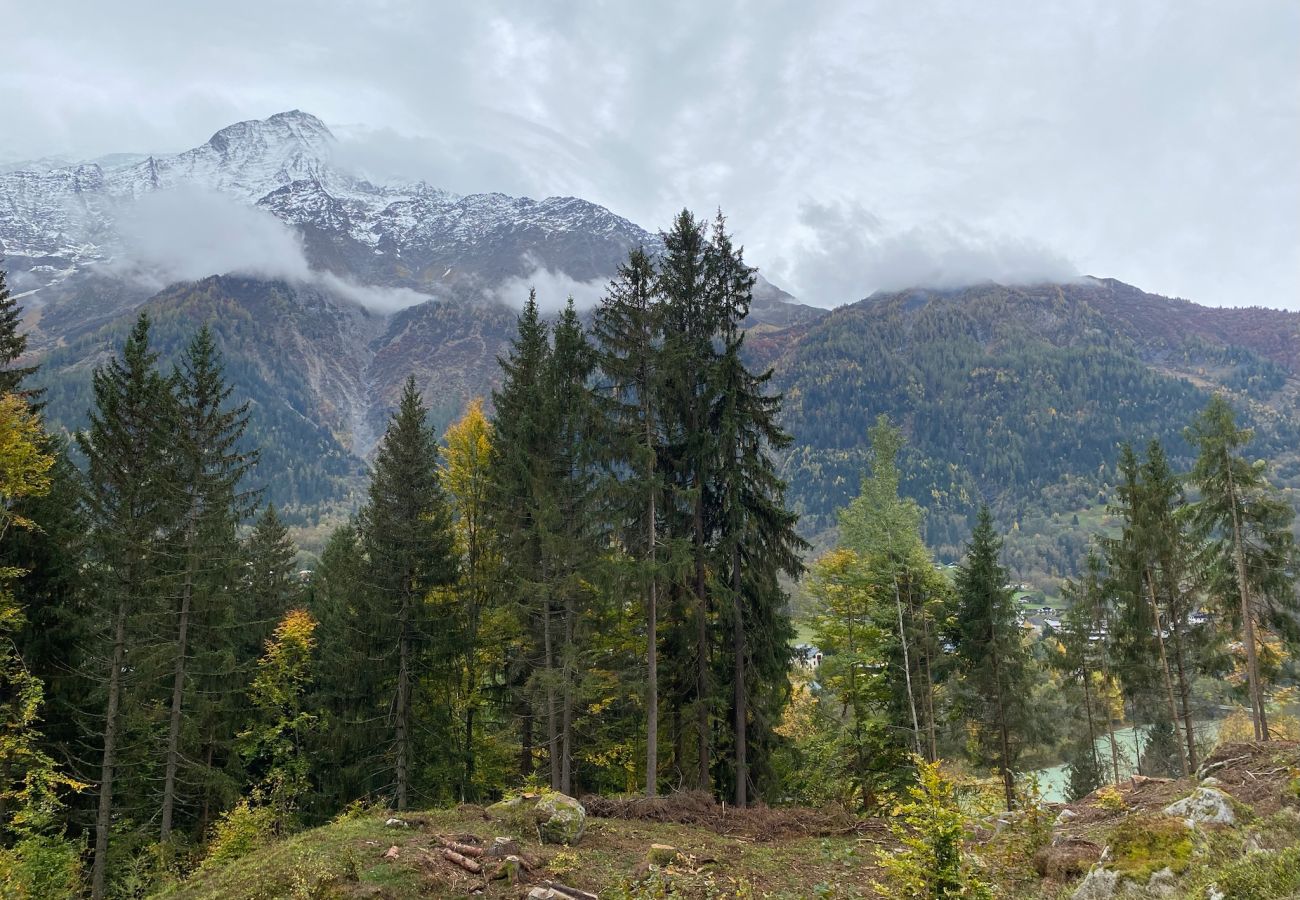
left=436, top=835, right=485, bottom=858
left=442, top=848, right=483, bottom=874
left=1198, top=754, right=1251, bottom=778
left=541, top=881, right=599, bottom=900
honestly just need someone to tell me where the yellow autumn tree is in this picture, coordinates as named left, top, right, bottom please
left=1, top=392, right=85, bottom=897
left=438, top=398, right=510, bottom=798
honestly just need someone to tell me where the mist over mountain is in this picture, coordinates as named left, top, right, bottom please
left=5, top=110, right=1299, bottom=584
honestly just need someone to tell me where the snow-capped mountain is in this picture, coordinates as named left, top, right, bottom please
left=0, top=110, right=659, bottom=306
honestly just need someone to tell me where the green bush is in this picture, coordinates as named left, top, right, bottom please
left=1106, top=815, right=1193, bottom=879
left=0, top=833, right=83, bottom=899
left=1201, top=846, right=1300, bottom=900
left=201, top=800, right=280, bottom=869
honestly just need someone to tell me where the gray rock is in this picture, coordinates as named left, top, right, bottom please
left=535, top=792, right=587, bottom=845
left=1162, top=786, right=1236, bottom=829
left=1055, top=807, right=1080, bottom=827
left=1146, top=866, right=1178, bottom=898
left=1072, top=866, right=1119, bottom=900
left=383, top=817, right=406, bottom=828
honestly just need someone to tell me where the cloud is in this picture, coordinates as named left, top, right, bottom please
left=778, top=200, right=1078, bottom=305
left=115, top=185, right=434, bottom=312
left=490, top=255, right=607, bottom=311
left=4, top=1, right=1298, bottom=309
left=117, top=186, right=311, bottom=285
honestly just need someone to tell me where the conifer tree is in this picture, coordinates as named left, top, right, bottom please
left=708, top=213, right=804, bottom=805
left=160, top=326, right=257, bottom=843
left=1186, top=395, right=1297, bottom=741
left=592, top=247, right=666, bottom=797
left=77, top=313, right=176, bottom=899
left=488, top=292, right=553, bottom=781
left=243, top=504, right=300, bottom=662
left=357, top=376, right=457, bottom=809
left=951, top=507, right=1034, bottom=810
left=0, top=267, right=38, bottom=400
left=657, top=210, right=720, bottom=789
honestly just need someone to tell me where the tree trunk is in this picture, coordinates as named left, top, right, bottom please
left=1145, top=571, right=1189, bottom=775
left=1081, top=662, right=1100, bottom=775
left=519, top=698, right=533, bottom=778
left=1171, top=623, right=1198, bottom=772
left=395, top=594, right=410, bottom=811
left=92, top=599, right=128, bottom=900
left=694, top=490, right=710, bottom=792
left=1098, top=645, right=1123, bottom=785
left=561, top=593, right=574, bottom=796
left=917, top=586, right=938, bottom=762
left=161, top=540, right=198, bottom=842
left=645, top=483, right=658, bottom=797
left=543, top=599, right=560, bottom=791
left=1226, top=460, right=1268, bottom=741
left=731, top=546, right=747, bottom=807
left=893, top=574, right=922, bottom=757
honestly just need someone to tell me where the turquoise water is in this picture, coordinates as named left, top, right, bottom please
left=1033, top=720, right=1221, bottom=802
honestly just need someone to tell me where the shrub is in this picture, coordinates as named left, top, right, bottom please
left=0, top=833, right=82, bottom=900
left=1095, top=785, right=1127, bottom=812
left=874, top=758, right=992, bottom=899
left=1201, top=846, right=1300, bottom=900
left=201, top=800, right=279, bottom=869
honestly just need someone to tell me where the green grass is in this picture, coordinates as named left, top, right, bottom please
left=150, top=807, right=885, bottom=900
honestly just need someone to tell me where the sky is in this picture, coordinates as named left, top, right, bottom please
left=4, top=0, right=1297, bottom=309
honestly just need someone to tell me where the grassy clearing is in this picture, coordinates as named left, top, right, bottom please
left=151, top=806, right=886, bottom=900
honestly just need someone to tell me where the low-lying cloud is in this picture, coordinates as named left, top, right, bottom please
left=781, top=200, right=1078, bottom=306
left=490, top=255, right=607, bottom=311
left=114, top=185, right=433, bottom=312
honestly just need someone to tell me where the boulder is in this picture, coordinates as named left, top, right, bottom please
left=383, top=817, right=406, bottom=828
left=1162, top=786, right=1236, bottom=829
left=535, top=792, right=587, bottom=845
left=1146, top=866, right=1178, bottom=898
left=1071, top=866, right=1119, bottom=900
left=1054, top=807, right=1080, bottom=827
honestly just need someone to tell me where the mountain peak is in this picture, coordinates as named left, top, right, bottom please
left=204, top=109, right=334, bottom=156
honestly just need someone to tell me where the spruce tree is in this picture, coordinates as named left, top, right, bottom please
left=0, top=266, right=38, bottom=399
left=707, top=213, right=804, bottom=805
left=951, top=507, right=1034, bottom=810
left=160, top=325, right=257, bottom=843
left=243, top=504, right=300, bottom=661
left=592, top=247, right=666, bottom=797
left=357, top=376, right=457, bottom=809
left=1186, top=394, right=1297, bottom=741
left=487, top=292, right=553, bottom=781
left=77, top=313, right=176, bottom=899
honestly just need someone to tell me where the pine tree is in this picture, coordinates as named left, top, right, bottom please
left=1186, top=394, right=1297, bottom=741
left=77, top=313, right=176, bottom=899
left=707, top=213, right=804, bottom=805
left=657, top=209, right=721, bottom=790
left=543, top=300, right=600, bottom=795
left=951, top=507, right=1034, bottom=810
left=357, top=376, right=457, bottom=809
left=592, top=247, right=665, bottom=797
left=0, top=267, right=39, bottom=400
left=488, top=292, right=553, bottom=781
left=243, top=504, right=300, bottom=662
left=160, top=325, right=258, bottom=843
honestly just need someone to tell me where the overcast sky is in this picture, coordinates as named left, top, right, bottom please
left=5, top=1, right=1297, bottom=308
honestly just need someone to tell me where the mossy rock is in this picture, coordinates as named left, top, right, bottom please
left=1106, top=815, right=1193, bottom=880
left=535, top=792, right=586, bottom=845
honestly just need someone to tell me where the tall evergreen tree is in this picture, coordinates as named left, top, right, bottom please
left=707, top=213, right=804, bottom=805
left=242, top=504, right=301, bottom=662
left=0, top=267, right=39, bottom=400
left=76, top=313, right=176, bottom=899
left=592, top=247, right=666, bottom=797
left=951, top=507, right=1034, bottom=810
left=488, top=292, right=554, bottom=781
left=1186, top=394, right=1297, bottom=741
left=160, top=326, right=258, bottom=842
left=357, top=376, right=457, bottom=809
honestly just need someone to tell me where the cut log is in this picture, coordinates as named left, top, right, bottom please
left=442, top=848, right=483, bottom=874
left=541, top=881, right=599, bottom=900
left=436, top=835, right=485, bottom=857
